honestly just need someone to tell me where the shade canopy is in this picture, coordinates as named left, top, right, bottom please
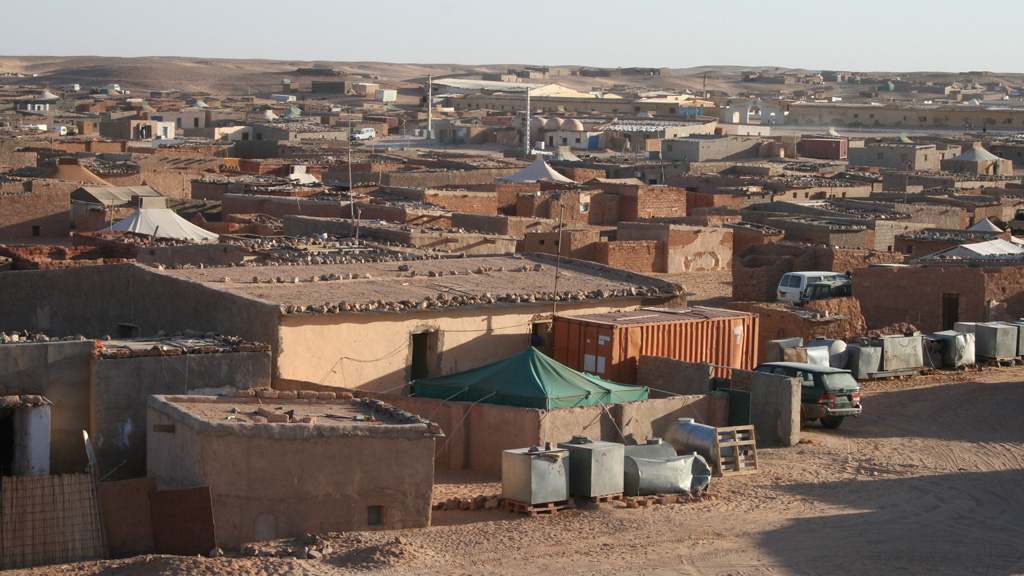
left=412, top=347, right=648, bottom=409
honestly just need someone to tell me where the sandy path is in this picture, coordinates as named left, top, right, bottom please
left=9, top=367, right=1024, bottom=576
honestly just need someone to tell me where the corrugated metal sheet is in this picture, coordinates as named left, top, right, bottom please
left=553, top=307, right=759, bottom=383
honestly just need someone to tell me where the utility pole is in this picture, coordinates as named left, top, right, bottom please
left=523, top=87, right=531, bottom=158
left=552, top=200, right=564, bottom=317
left=426, top=74, right=433, bottom=137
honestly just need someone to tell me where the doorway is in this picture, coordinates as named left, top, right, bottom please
left=942, top=293, right=959, bottom=331
left=410, top=330, right=439, bottom=381
left=0, top=411, right=13, bottom=475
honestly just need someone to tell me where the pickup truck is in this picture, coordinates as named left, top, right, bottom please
left=349, top=128, right=376, bottom=142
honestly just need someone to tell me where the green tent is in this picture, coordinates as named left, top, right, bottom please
left=412, top=347, right=649, bottom=409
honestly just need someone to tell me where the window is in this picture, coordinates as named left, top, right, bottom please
left=853, top=113, right=859, bottom=119
left=904, top=245, right=914, bottom=255
left=787, top=276, right=802, bottom=288
left=367, top=505, right=386, bottom=527
left=666, top=144, right=673, bottom=152
left=574, top=137, right=580, bottom=144
left=193, top=118, right=200, bottom=128
left=870, top=114, right=875, bottom=119
left=31, top=226, right=40, bottom=237
left=561, top=138, right=567, bottom=145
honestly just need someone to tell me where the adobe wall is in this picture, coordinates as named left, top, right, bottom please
left=853, top=265, right=988, bottom=332
left=732, top=243, right=905, bottom=301
left=222, top=194, right=344, bottom=220
left=636, top=356, right=713, bottom=397
left=278, top=297, right=648, bottom=393
left=725, top=301, right=857, bottom=363
left=731, top=226, right=785, bottom=257
left=730, top=369, right=800, bottom=447
left=90, top=351, right=270, bottom=480
left=522, top=229, right=599, bottom=261
left=380, top=168, right=519, bottom=188
left=147, top=396, right=435, bottom=548
left=0, top=265, right=280, bottom=359
left=0, top=340, right=95, bottom=473
left=450, top=213, right=560, bottom=239
left=666, top=226, right=732, bottom=272
left=0, top=190, right=71, bottom=239
left=361, top=392, right=726, bottom=475
left=135, top=243, right=257, bottom=268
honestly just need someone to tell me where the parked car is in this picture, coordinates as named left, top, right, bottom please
left=798, top=280, right=853, bottom=305
left=776, top=271, right=850, bottom=303
left=349, top=127, right=376, bottom=141
left=754, top=361, right=862, bottom=429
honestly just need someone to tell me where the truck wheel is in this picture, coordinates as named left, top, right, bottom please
left=820, top=417, right=845, bottom=429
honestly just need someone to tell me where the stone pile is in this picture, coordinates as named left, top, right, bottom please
left=433, top=494, right=502, bottom=512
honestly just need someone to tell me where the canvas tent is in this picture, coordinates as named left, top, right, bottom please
left=968, top=217, right=1002, bottom=232
left=496, top=158, right=575, bottom=184
left=412, top=347, right=648, bottom=409
left=104, top=206, right=220, bottom=242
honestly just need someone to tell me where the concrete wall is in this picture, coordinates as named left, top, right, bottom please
left=90, top=351, right=270, bottom=480
left=0, top=340, right=94, bottom=473
left=147, top=396, right=435, bottom=548
left=730, top=369, right=800, bottom=447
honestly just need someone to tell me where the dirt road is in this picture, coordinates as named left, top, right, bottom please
left=10, top=367, right=1024, bottom=576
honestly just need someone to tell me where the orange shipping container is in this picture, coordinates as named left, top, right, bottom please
left=553, top=307, right=759, bottom=384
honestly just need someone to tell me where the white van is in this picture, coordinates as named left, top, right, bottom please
left=777, top=271, right=850, bottom=303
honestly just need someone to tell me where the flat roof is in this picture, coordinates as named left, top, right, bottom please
left=160, top=254, right=684, bottom=314
left=149, top=395, right=440, bottom=439
left=556, top=306, right=754, bottom=327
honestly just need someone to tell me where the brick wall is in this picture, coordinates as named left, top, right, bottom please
left=593, top=240, right=663, bottom=273
left=422, top=191, right=498, bottom=214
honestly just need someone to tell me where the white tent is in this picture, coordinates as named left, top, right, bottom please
left=496, top=158, right=575, bottom=184
left=105, top=208, right=220, bottom=242
left=968, top=217, right=1003, bottom=232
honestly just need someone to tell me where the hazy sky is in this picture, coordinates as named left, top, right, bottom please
left=2, top=0, right=1021, bottom=73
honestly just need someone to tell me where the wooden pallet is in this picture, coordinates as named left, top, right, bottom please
left=713, top=425, right=758, bottom=477
left=583, top=493, right=622, bottom=503
left=502, top=498, right=575, bottom=516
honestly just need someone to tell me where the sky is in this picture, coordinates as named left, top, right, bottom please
left=2, top=0, right=1022, bottom=73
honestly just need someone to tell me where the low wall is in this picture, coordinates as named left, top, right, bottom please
left=357, top=391, right=727, bottom=475
left=637, top=356, right=713, bottom=397
left=730, top=369, right=800, bottom=447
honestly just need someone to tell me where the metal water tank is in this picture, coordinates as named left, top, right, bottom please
left=1005, top=321, right=1024, bottom=356
left=933, top=330, right=975, bottom=367
left=807, top=338, right=849, bottom=368
left=556, top=437, right=624, bottom=498
left=798, top=345, right=831, bottom=367
left=622, top=437, right=677, bottom=461
left=954, top=322, right=979, bottom=335
left=623, top=454, right=712, bottom=496
left=922, top=336, right=943, bottom=368
left=846, top=344, right=882, bottom=379
left=501, top=446, right=570, bottom=504
left=871, top=335, right=923, bottom=371
left=766, top=337, right=803, bottom=363
left=975, top=323, right=1017, bottom=360
left=663, top=418, right=718, bottom=462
